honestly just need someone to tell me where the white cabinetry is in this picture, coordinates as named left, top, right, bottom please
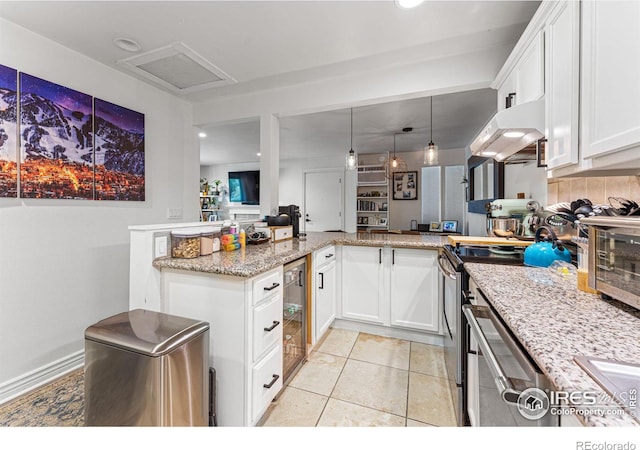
left=544, top=0, right=580, bottom=169
left=341, top=245, right=386, bottom=324
left=161, top=266, right=283, bottom=426
left=514, top=30, right=545, bottom=106
left=341, top=245, right=440, bottom=334
left=580, top=0, right=640, bottom=160
left=313, top=245, right=337, bottom=343
left=494, top=29, right=545, bottom=111
left=390, top=248, right=440, bottom=332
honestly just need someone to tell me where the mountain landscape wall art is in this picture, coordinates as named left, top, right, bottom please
left=94, top=98, right=145, bottom=201
left=19, top=72, right=94, bottom=199
left=0, top=64, right=18, bottom=197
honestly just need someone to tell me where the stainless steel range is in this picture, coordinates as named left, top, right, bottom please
left=438, top=243, right=526, bottom=426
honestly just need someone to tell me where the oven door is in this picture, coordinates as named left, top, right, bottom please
left=463, top=290, right=558, bottom=427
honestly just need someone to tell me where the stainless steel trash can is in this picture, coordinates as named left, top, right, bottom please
left=84, top=309, right=210, bottom=426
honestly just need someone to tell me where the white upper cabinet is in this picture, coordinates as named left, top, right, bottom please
left=580, top=0, right=640, bottom=160
left=494, top=28, right=545, bottom=112
left=544, top=1, right=580, bottom=169
left=514, top=30, right=545, bottom=106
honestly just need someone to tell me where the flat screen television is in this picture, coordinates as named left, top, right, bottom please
left=228, top=170, right=259, bottom=205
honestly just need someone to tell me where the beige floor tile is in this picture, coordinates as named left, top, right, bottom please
left=349, top=333, right=410, bottom=370
left=317, top=398, right=406, bottom=427
left=315, top=327, right=359, bottom=357
left=288, top=351, right=346, bottom=396
left=261, top=387, right=328, bottom=427
left=332, top=359, right=408, bottom=416
left=406, top=418, right=434, bottom=427
left=410, top=342, right=447, bottom=378
left=407, top=372, right=456, bottom=427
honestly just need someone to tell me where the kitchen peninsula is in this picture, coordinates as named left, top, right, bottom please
left=132, top=227, right=446, bottom=426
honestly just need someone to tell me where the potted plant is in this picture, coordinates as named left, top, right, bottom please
left=213, top=180, right=221, bottom=195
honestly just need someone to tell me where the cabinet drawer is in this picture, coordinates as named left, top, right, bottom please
left=253, top=293, right=283, bottom=362
left=315, top=245, right=336, bottom=266
left=253, top=268, right=282, bottom=305
left=252, top=344, right=283, bottom=424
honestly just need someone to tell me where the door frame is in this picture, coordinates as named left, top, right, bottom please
left=302, top=168, right=345, bottom=232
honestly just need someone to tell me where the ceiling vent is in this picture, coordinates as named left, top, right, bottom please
left=117, top=42, right=236, bottom=94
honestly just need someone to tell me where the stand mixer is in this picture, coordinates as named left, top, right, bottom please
left=486, top=199, right=534, bottom=238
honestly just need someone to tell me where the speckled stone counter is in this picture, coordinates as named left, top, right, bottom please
left=153, top=231, right=445, bottom=277
left=465, top=263, right=640, bottom=427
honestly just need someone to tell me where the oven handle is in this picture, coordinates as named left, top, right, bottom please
left=462, top=304, right=521, bottom=404
left=437, top=253, right=457, bottom=280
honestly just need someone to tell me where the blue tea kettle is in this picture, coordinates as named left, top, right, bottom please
left=524, top=225, right=572, bottom=267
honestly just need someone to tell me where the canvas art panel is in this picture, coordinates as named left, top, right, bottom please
left=0, top=64, right=18, bottom=197
left=19, top=72, right=94, bottom=199
left=94, top=98, right=145, bottom=201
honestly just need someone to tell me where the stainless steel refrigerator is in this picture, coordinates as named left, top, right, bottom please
left=282, top=257, right=307, bottom=384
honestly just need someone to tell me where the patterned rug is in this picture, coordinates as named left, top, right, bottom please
left=0, top=369, right=84, bottom=427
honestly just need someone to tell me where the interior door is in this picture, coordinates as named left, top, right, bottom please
left=303, top=170, right=343, bottom=232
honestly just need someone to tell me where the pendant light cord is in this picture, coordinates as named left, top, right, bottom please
left=350, top=108, right=353, bottom=149
left=430, top=96, right=433, bottom=143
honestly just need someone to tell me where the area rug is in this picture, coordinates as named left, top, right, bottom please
left=0, top=369, right=84, bottom=427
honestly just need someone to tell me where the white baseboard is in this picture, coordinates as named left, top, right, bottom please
left=0, top=351, right=84, bottom=405
left=331, top=319, right=444, bottom=346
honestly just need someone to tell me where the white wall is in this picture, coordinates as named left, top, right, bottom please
left=504, top=161, right=548, bottom=205
left=389, top=148, right=466, bottom=230
left=200, top=154, right=348, bottom=226
left=0, top=18, right=198, bottom=398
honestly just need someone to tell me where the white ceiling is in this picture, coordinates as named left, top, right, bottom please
left=199, top=88, right=498, bottom=165
left=0, top=0, right=540, bottom=165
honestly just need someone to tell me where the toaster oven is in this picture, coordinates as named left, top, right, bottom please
left=581, top=217, right=640, bottom=310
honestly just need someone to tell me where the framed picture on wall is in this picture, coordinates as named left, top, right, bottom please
left=392, top=171, right=418, bottom=200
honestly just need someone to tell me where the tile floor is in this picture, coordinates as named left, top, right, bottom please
left=260, top=327, right=457, bottom=427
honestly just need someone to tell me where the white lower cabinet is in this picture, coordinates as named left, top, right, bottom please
left=341, top=245, right=386, bottom=324
left=313, top=246, right=337, bottom=343
left=341, top=245, right=440, bottom=333
left=389, top=248, right=440, bottom=333
left=161, top=265, right=283, bottom=426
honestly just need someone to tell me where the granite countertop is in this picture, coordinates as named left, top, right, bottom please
left=153, top=231, right=446, bottom=277
left=465, top=262, right=640, bottom=427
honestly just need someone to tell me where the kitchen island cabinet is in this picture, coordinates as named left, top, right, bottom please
left=161, top=265, right=283, bottom=426
left=132, top=226, right=446, bottom=425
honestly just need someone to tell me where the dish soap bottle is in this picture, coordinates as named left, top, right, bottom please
left=239, top=229, right=246, bottom=248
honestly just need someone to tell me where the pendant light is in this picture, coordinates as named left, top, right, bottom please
left=346, top=108, right=357, bottom=170
left=384, top=131, right=407, bottom=179
left=424, top=96, right=439, bottom=165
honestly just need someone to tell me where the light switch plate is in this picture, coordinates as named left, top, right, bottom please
left=167, top=207, right=183, bottom=219
left=154, top=236, right=168, bottom=258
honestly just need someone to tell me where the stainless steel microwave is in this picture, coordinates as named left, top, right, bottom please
left=581, top=217, right=640, bottom=310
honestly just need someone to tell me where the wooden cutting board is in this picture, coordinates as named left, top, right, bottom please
left=448, top=235, right=534, bottom=247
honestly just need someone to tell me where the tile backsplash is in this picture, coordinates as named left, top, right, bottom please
left=547, top=175, right=640, bottom=206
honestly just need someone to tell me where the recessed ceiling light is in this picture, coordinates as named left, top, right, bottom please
left=395, top=0, right=425, bottom=9
left=113, top=38, right=142, bottom=53
left=198, top=132, right=207, bottom=138
left=482, top=151, right=497, bottom=156
left=257, top=152, right=261, bottom=157
left=504, top=131, right=525, bottom=138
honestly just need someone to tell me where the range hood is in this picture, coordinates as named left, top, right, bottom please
left=469, top=98, right=544, bottom=161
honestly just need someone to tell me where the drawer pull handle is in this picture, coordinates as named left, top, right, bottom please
left=263, top=374, right=280, bottom=389
left=325, top=253, right=334, bottom=258
left=264, top=320, right=280, bottom=332
left=319, top=272, right=324, bottom=289
left=263, top=282, right=280, bottom=291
